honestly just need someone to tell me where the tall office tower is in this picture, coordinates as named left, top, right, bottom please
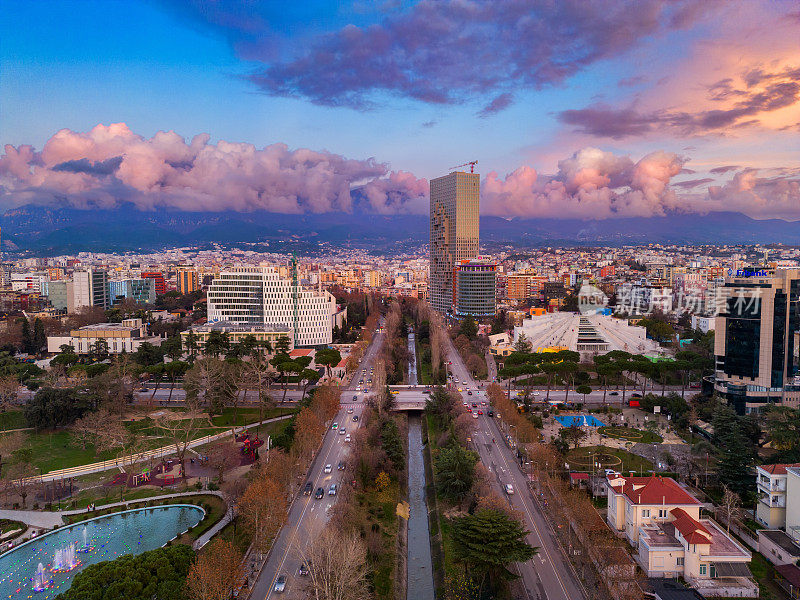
left=429, top=170, right=480, bottom=314
left=713, top=268, right=800, bottom=413
left=206, top=265, right=337, bottom=346
left=176, top=265, right=199, bottom=295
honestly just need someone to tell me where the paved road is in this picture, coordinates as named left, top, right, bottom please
left=445, top=338, right=587, bottom=600
left=249, top=327, right=385, bottom=600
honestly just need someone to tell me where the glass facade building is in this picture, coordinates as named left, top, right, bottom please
left=714, top=269, right=800, bottom=413
left=429, top=171, right=480, bottom=314
left=454, top=260, right=496, bottom=317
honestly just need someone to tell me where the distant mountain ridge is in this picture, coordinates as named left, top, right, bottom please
left=1, top=203, right=798, bottom=254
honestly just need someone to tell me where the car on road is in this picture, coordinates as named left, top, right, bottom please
left=314, top=487, right=324, bottom=499
left=610, top=391, right=619, bottom=396
left=477, top=410, right=483, bottom=415
left=329, top=484, right=337, bottom=496
left=303, top=482, right=313, bottom=496
left=352, top=395, right=357, bottom=401
left=274, top=575, right=287, bottom=592
left=338, top=461, right=345, bottom=470
left=352, top=415, right=359, bottom=422
left=347, top=407, right=354, bottom=413
left=505, top=484, right=514, bottom=495
left=467, top=390, right=472, bottom=395
left=344, top=434, right=351, bottom=442
left=140, top=386, right=148, bottom=392
left=471, top=403, right=477, bottom=408
left=472, top=412, right=478, bottom=419
left=331, top=422, right=338, bottom=429
left=298, top=562, right=310, bottom=576
left=339, top=428, right=346, bottom=435
left=487, top=410, right=494, bottom=417
left=533, top=392, right=540, bottom=396
left=324, top=464, right=332, bottom=473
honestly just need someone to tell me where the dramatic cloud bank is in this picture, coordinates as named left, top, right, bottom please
left=2, top=126, right=798, bottom=220
left=241, top=0, right=707, bottom=109
left=0, top=123, right=427, bottom=214
left=560, top=65, right=800, bottom=138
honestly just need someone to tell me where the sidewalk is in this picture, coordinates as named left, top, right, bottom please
left=23, top=413, right=294, bottom=484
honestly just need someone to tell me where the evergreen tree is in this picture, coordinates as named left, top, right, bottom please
left=381, top=419, right=405, bottom=471
left=20, top=319, right=33, bottom=355
left=33, top=318, right=46, bottom=355
left=712, top=404, right=753, bottom=496
left=452, top=509, right=537, bottom=595
left=435, top=445, right=478, bottom=501
left=459, top=316, right=478, bottom=340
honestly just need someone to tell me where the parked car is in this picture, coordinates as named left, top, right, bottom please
left=274, top=575, right=286, bottom=592
left=314, top=487, right=324, bottom=499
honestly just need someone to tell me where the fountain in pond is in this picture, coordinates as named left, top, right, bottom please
left=32, top=563, right=51, bottom=592
left=51, top=543, right=80, bottom=573
left=77, top=526, right=94, bottom=553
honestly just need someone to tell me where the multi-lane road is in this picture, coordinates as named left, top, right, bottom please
left=445, top=337, right=587, bottom=600
left=249, top=327, right=385, bottom=599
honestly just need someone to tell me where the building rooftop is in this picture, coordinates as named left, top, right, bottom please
left=191, top=320, right=292, bottom=333
left=759, top=530, right=800, bottom=556
left=757, top=463, right=800, bottom=475
left=609, top=475, right=701, bottom=506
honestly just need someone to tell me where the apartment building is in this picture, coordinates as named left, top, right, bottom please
left=755, top=463, right=800, bottom=529
left=607, top=474, right=755, bottom=597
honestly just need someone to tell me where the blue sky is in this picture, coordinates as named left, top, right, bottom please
left=1, top=1, right=798, bottom=219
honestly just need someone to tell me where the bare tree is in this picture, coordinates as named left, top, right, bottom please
left=718, top=485, right=742, bottom=533
left=301, top=527, right=371, bottom=600
left=155, top=410, right=205, bottom=478
left=185, top=538, right=244, bottom=600
left=207, top=441, right=239, bottom=484
left=237, top=475, right=288, bottom=559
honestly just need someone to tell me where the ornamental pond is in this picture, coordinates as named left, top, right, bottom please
left=0, top=505, right=204, bottom=599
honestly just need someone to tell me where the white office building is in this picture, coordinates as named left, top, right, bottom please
left=206, top=265, right=337, bottom=347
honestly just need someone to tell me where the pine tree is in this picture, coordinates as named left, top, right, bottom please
left=20, top=319, right=33, bottom=355
left=713, top=404, right=753, bottom=496
left=33, top=318, right=46, bottom=355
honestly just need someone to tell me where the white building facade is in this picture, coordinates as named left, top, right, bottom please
left=206, top=266, right=337, bottom=347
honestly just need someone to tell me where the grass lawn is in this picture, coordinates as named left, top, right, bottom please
left=598, top=425, right=662, bottom=444
left=7, top=406, right=296, bottom=474
left=748, top=550, right=786, bottom=600
left=0, top=410, right=28, bottom=431
left=566, top=445, right=654, bottom=473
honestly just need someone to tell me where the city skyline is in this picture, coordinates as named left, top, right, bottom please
left=1, top=1, right=798, bottom=223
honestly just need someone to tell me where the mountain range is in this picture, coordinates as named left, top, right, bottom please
left=1, top=203, right=798, bottom=255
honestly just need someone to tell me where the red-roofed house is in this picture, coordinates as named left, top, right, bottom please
left=289, top=348, right=316, bottom=369
left=756, top=463, right=800, bottom=529
left=608, top=474, right=755, bottom=597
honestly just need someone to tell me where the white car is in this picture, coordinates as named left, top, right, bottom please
left=472, top=412, right=478, bottom=419
left=505, top=484, right=514, bottom=495
left=329, top=484, right=337, bottom=496
left=339, top=428, right=346, bottom=435
left=323, top=464, right=332, bottom=474
left=344, top=434, right=351, bottom=442
left=347, top=407, right=354, bottom=413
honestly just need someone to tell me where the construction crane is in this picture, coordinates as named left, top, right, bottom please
left=449, top=160, right=478, bottom=173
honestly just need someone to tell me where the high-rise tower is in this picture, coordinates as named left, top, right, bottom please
left=429, top=170, right=480, bottom=314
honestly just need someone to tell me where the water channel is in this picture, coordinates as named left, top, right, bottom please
left=407, top=332, right=435, bottom=599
